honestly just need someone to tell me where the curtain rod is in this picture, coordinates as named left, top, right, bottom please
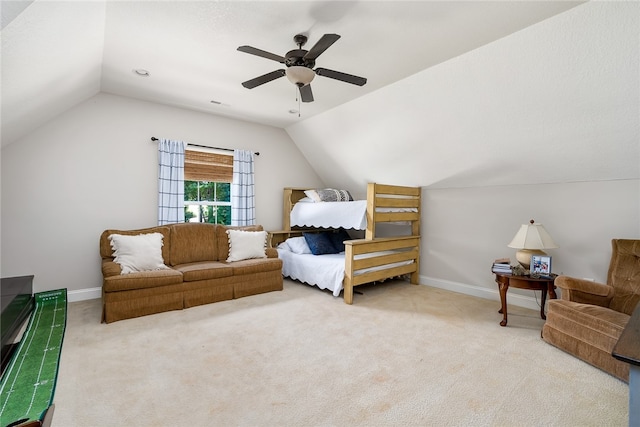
left=150, top=137, right=259, bottom=156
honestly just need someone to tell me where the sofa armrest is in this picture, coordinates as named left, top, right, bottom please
left=266, top=248, right=278, bottom=258
left=555, top=275, right=614, bottom=307
left=102, top=260, right=122, bottom=278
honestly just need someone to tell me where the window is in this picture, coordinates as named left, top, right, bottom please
left=183, top=150, right=233, bottom=225
left=184, top=181, right=231, bottom=224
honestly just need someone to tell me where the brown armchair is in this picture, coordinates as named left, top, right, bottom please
left=542, top=239, right=640, bottom=382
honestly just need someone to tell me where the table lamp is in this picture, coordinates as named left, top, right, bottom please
left=507, top=219, right=558, bottom=269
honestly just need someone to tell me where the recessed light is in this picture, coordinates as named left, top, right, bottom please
left=133, top=69, right=150, bottom=77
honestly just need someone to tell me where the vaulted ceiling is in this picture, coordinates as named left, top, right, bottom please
left=1, top=1, right=584, bottom=146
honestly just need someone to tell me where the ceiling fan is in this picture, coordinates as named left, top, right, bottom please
left=237, top=33, right=367, bottom=103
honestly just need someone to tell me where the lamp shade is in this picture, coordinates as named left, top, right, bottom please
left=285, top=66, right=315, bottom=86
left=507, top=220, right=558, bottom=269
left=507, top=220, right=558, bottom=250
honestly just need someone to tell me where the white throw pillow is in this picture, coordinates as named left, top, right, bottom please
left=108, top=233, right=170, bottom=275
left=277, top=241, right=291, bottom=251
left=303, top=190, right=321, bottom=202
left=285, top=236, right=312, bottom=254
left=226, top=230, right=267, bottom=262
left=304, top=189, right=353, bottom=202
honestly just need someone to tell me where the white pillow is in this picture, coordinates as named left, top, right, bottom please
left=226, top=229, right=267, bottom=262
left=277, top=241, right=291, bottom=251
left=304, top=190, right=321, bottom=202
left=304, top=189, right=353, bottom=202
left=108, top=233, right=170, bottom=275
left=285, top=236, right=312, bottom=254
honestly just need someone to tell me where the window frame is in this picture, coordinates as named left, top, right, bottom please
left=183, top=148, right=233, bottom=225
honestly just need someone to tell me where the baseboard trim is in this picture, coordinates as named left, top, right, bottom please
left=65, top=278, right=544, bottom=310
left=67, top=287, right=101, bottom=303
left=421, top=275, right=543, bottom=312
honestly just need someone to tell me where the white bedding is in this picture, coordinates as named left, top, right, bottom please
left=290, top=200, right=418, bottom=230
left=278, top=249, right=346, bottom=296
left=290, top=200, right=368, bottom=230
left=277, top=248, right=414, bottom=297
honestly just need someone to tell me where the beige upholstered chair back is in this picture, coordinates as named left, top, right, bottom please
left=607, top=239, right=640, bottom=315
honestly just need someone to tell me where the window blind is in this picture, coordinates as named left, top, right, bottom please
left=184, top=150, right=233, bottom=182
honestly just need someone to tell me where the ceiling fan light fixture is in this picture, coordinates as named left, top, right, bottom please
left=285, top=66, right=315, bottom=86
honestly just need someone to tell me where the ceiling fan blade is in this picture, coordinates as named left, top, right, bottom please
left=241, top=69, right=286, bottom=89
left=299, top=84, right=314, bottom=103
left=304, top=34, right=340, bottom=61
left=237, top=46, right=285, bottom=63
left=315, top=68, right=367, bottom=86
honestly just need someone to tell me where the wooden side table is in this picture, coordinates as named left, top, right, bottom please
left=493, top=272, right=557, bottom=327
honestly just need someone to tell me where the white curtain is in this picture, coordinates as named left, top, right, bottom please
left=231, top=149, right=256, bottom=226
left=158, top=139, right=187, bottom=225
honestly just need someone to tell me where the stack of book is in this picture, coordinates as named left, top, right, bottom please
left=492, top=258, right=512, bottom=274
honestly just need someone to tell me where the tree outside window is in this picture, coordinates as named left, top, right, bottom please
left=184, top=181, right=231, bottom=225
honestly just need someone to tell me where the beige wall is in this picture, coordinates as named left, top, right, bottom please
left=422, top=180, right=639, bottom=305
left=0, top=93, right=323, bottom=296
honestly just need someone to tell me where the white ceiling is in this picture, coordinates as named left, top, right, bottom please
left=1, top=1, right=584, bottom=146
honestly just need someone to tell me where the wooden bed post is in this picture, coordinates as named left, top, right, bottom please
left=365, top=183, right=376, bottom=240
left=411, top=256, right=420, bottom=285
left=283, top=188, right=309, bottom=231
left=283, top=188, right=293, bottom=231
left=344, top=243, right=355, bottom=304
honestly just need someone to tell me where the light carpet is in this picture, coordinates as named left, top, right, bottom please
left=51, top=279, right=628, bottom=426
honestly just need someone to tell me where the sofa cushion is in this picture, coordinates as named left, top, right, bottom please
left=100, top=226, right=171, bottom=263
left=230, top=257, right=283, bottom=275
left=173, top=261, right=234, bottom=282
left=103, top=268, right=183, bottom=292
left=169, top=223, right=218, bottom=266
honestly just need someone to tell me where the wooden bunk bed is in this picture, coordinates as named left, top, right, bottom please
left=270, top=183, right=421, bottom=304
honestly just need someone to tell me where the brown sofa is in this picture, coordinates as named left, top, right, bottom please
left=99, top=223, right=283, bottom=323
left=542, top=239, right=640, bottom=382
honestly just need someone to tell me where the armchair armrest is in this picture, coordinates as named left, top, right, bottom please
left=555, top=275, right=614, bottom=307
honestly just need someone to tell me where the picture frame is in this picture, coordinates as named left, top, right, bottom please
left=531, top=255, right=552, bottom=276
